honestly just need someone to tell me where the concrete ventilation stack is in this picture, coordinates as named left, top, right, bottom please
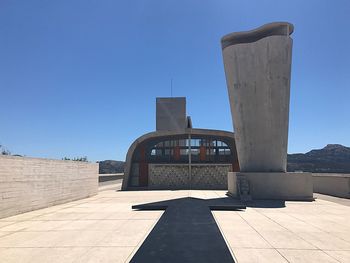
left=156, top=97, right=186, bottom=131
left=221, top=22, right=313, bottom=200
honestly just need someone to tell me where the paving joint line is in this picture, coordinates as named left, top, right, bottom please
left=238, top=209, right=291, bottom=263
left=255, top=206, right=344, bottom=263
left=211, top=210, right=239, bottom=262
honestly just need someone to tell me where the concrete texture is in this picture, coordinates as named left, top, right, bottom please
left=149, top=164, right=189, bottom=189
left=98, top=179, right=123, bottom=192
left=315, top=193, right=350, bottom=207
left=233, top=172, right=313, bottom=200
left=191, top=164, right=231, bottom=189
left=222, top=22, right=293, bottom=172
left=227, top=172, right=238, bottom=198
left=156, top=97, right=186, bottom=131
left=99, top=173, right=124, bottom=183
left=313, top=174, right=350, bottom=198
left=0, top=155, right=98, bottom=219
left=149, top=163, right=231, bottom=190
left=0, top=187, right=349, bottom=262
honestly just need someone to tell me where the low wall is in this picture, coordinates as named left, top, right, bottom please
left=99, top=173, right=124, bottom=182
left=191, top=164, right=231, bottom=189
left=228, top=172, right=313, bottom=200
left=0, top=155, right=99, bottom=219
left=148, top=163, right=231, bottom=190
left=313, top=173, right=350, bottom=198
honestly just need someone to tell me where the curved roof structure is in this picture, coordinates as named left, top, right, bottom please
left=122, top=128, right=237, bottom=190
left=221, top=22, right=294, bottom=49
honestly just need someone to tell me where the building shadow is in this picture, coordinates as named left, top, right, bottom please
left=130, top=197, right=245, bottom=263
left=224, top=193, right=286, bottom=208
left=244, top=200, right=286, bottom=208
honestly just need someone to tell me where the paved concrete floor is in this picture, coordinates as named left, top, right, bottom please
left=0, top=186, right=349, bottom=263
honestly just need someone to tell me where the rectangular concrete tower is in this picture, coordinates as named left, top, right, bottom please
left=156, top=97, right=186, bottom=131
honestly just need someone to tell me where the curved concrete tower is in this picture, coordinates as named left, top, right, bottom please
left=222, top=22, right=293, bottom=172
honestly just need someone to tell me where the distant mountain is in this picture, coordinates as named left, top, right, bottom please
left=98, top=160, right=125, bottom=174
left=287, top=144, right=350, bottom=173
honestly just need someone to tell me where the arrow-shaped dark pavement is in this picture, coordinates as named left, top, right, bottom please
left=130, top=197, right=246, bottom=263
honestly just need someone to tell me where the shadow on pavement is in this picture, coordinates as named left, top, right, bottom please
left=245, top=200, right=286, bottom=208
left=130, top=197, right=245, bottom=263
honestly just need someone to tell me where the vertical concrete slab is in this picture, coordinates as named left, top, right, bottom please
left=227, top=172, right=238, bottom=197
left=221, top=22, right=294, bottom=172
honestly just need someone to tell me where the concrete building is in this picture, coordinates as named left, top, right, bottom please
left=123, top=22, right=314, bottom=200
left=122, top=97, right=239, bottom=190
left=222, top=22, right=313, bottom=200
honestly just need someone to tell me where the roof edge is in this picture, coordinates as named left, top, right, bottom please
left=221, top=22, right=294, bottom=49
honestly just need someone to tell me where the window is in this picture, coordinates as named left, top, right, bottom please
left=137, top=136, right=233, bottom=164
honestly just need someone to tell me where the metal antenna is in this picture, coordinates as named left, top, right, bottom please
left=171, top=78, right=173, bottom=97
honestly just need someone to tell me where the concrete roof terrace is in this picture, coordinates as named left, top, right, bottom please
left=0, top=182, right=349, bottom=263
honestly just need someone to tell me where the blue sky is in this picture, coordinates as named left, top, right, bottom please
left=1, top=0, right=349, bottom=161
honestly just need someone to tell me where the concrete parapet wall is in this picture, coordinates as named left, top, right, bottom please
left=99, top=173, right=124, bottom=182
left=228, top=172, right=313, bottom=200
left=313, top=173, right=350, bottom=198
left=0, top=155, right=98, bottom=219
